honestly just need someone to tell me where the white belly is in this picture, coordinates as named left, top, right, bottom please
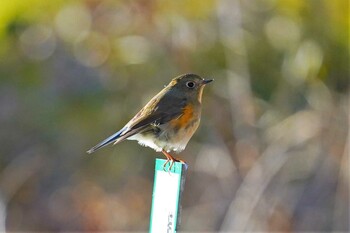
left=127, top=119, right=200, bottom=153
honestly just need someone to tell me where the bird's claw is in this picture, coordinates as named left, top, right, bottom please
left=162, top=158, right=188, bottom=172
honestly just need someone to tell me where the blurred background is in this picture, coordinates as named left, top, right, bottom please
left=0, top=0, right=348, bottom=232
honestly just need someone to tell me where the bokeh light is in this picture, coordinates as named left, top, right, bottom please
left=55, top=3, right=91, bottom=43
left=19, top=24, right=56, bottom=61
left=115, top=36, right=151, bottom=65
left=73, top=32, right=111, bottom=67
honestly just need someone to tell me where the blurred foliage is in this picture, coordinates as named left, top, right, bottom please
left=0, top=0, right=348, bottom=232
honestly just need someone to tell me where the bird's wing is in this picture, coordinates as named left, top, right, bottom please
left=118, top=90, right=186, bottom=140
left=87, top=89, right=185, bottom=153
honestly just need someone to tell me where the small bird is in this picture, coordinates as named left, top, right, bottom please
left=87, top=73, right=212, bottom=169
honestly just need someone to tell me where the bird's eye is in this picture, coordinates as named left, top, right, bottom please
left=186, top=81, right=195, bottom=89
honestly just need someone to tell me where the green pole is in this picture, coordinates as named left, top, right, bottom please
left=149, top=158, right=187, bottom=233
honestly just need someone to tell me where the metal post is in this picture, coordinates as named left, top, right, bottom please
left=149, top=158, right=187, bottom=233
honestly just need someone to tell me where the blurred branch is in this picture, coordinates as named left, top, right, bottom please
left=216, top=0, right=260, bottom=177
left=0, top=147, right=46, bottom=230
left=219, top=144, right=289, bottom=231
left=332, top=120, right=349, bottom=230
left=219, top=105, right=346, bottom=231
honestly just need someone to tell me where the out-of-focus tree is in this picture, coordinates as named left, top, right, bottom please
left=0, top=0, right=348, bottom=231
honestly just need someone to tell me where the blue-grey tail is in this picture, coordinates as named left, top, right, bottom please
left=86, top=128, right=125, bottom=154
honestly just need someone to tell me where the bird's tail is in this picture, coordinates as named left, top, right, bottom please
left=86, top=128, right=125, bottom=154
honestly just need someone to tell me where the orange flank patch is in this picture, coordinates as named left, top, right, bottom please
left=171, top=104, right=194, bottom=129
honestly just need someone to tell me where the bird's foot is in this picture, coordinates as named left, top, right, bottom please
left=161, top=150, right=188, bottom=172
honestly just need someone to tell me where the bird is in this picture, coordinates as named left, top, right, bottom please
left=87, top=73, right=212, bottom=170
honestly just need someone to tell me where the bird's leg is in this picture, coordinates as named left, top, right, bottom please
left=161, top=149, right=173, bottom=171
left=161, top=149, right=187, bottom=171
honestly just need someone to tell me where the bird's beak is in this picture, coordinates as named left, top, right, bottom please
left=202, top=79, right=213, bottom=85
